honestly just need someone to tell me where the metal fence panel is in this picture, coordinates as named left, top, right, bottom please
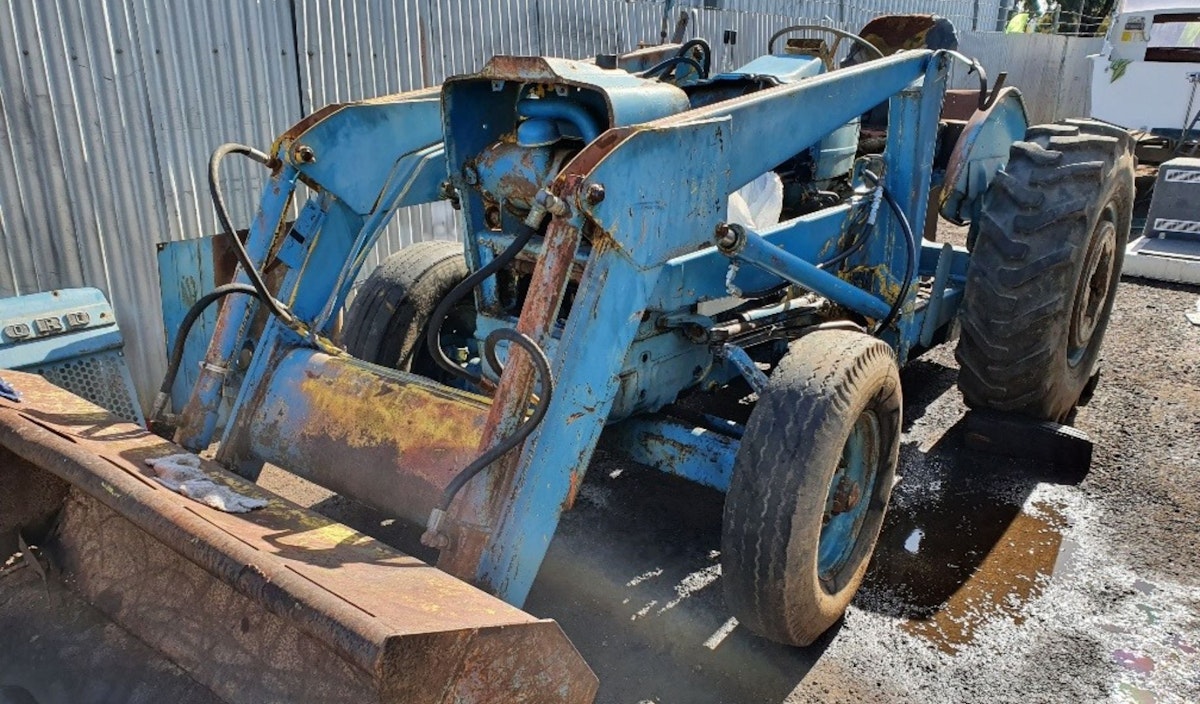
left=0, top=0, right=299, bottom=408
left=954, top=32, right=1103, bottom=123
left=1, top=0, right=1099, bottom=410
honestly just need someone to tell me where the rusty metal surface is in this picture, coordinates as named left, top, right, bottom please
left=0, top=371, right=598, bottom=703
left=244, top=350, right=491, bottom=527
left=0, top=565, right=229, bottom=704
left=439, top=180, right=585, bottom=581
left=52, top=491, right=378, bottom=704
left=853, top=15, right=958, bottom=61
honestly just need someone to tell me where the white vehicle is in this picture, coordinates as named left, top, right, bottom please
left=1089, top=0, right=1200, bottom=284
left=1090, top=0, right=1200, bottom=138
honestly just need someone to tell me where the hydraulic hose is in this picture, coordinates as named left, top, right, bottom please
left=149, top=283, right=262, bottom=426
left=426, top=229, right=537, bottom=385
left=863, top=169, right=917, bottom=335
left=421, top=327, right=554, bottom=548
left=676, top=38, right=712, bottom=77
left=641, top=55, right=707, bottom=81
left=208, top=143, right=294, bottom=325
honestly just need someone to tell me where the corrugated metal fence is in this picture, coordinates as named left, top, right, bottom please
left=0, top=0, right=1093, bottom=408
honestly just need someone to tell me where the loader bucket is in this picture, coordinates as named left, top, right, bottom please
left=0, top=371, right=597, bottom=704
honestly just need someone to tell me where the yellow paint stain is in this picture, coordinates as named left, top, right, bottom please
left=276, top=523, right=374, bottom=551
left=842, top=264, right=903, bottom=304
left=298, top=370, right=486, bottom=454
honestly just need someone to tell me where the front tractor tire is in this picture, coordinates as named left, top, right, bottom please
left=957, top=119, right=1135, bottom=422
left=721, top=330, right=902, bottom=646
left=344, top=241, right=472, bottom=378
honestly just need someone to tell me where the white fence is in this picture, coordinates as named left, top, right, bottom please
left=0, top=0, right=1094, bottom=407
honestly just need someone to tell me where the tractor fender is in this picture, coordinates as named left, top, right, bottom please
left=940, top=86, right=1029, bottom=225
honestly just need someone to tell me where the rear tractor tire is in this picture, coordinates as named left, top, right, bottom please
left=956, top=119, right=1135, bottom=422
left=721, top=329, right=902, bottom=646
left=344, top=241, right=474, bottom=379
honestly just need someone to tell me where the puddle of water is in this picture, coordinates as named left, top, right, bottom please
left=864, top=497, right=1070, bottom=654
left=1113, top=649, right=1156, bottom=674
left=904, top=528, right=924, bottom=554
left=901, top=504, right=1067, bottom=652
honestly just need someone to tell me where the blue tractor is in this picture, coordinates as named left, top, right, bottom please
left=0, top=15, right=1132, bottom=699
left=156, top=17, right=1135, bottom=646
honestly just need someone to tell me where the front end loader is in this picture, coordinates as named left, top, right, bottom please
left=0, top=14, right=1133, bottom=703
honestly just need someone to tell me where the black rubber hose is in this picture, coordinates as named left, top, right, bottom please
left=422, top=328, right=555, bottom=547
left=641, top=55, right=707, bottom=80
left=149, top=283, right=262, bottom=424
left=209, top=143, right=294, bottom=324
left=426, top=229, right=536, bottom=384
left=863, top=170, right=917, bottom=335
left=676, top=38, right=712, bottom=77
left=818, top=209, right=873, bottom=270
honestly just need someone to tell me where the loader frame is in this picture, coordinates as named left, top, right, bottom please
left=166, top=46, right=992, bottom=607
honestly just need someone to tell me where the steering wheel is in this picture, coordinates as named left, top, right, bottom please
left=767, top=24, right=885, bottom=68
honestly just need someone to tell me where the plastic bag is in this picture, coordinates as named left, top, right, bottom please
left=727, top=171, right=783, bottom=230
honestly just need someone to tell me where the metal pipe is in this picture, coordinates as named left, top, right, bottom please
left=516, top=99, right=602, bottom=144
left=716, top=224, right=893, bottom=321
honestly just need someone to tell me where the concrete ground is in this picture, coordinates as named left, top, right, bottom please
left=2, top=277, right=1197, bottom=703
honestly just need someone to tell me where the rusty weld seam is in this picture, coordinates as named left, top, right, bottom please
left=97, top=454, right=163, bottom=492
left=16, top=412, right=81, bottom=444
left=284, top=564, right=377, bottom=618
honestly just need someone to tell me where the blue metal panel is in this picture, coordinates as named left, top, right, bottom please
left=285, top=92, right=445, bottom=216
left=661, top=50, right=931, bottom=192
left=476, top=250, right=663, bottom=603
left=0, top=287, right=143, bottom=424
left=919, top=243, right=965, bottom=348
left=156, top=237, right=219, bottom=412
left=0, top=288, right=123, bottom=368
left=940, top=87, right=1029, bottom=225
left=878, top=55, right=950, bottom=360
left=581, top=118, right=733, bottom=267
left=726, top=54, right=825, bottom=82
left=175, top=165, right=299, bottom=451
left=467, top=117, right=734, bottom=603
left=465, top=56, right=693, bottom=126
left=603, top=416, right=738, bottom=493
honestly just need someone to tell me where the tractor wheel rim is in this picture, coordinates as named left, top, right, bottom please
left=1068, top=217, right=1117, bottom=365
left=818, top=409, right=881, bottom=589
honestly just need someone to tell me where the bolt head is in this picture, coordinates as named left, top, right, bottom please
left=294, top=145, right=316, bottom=164
left=585, top=183, right=606, bottom=205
